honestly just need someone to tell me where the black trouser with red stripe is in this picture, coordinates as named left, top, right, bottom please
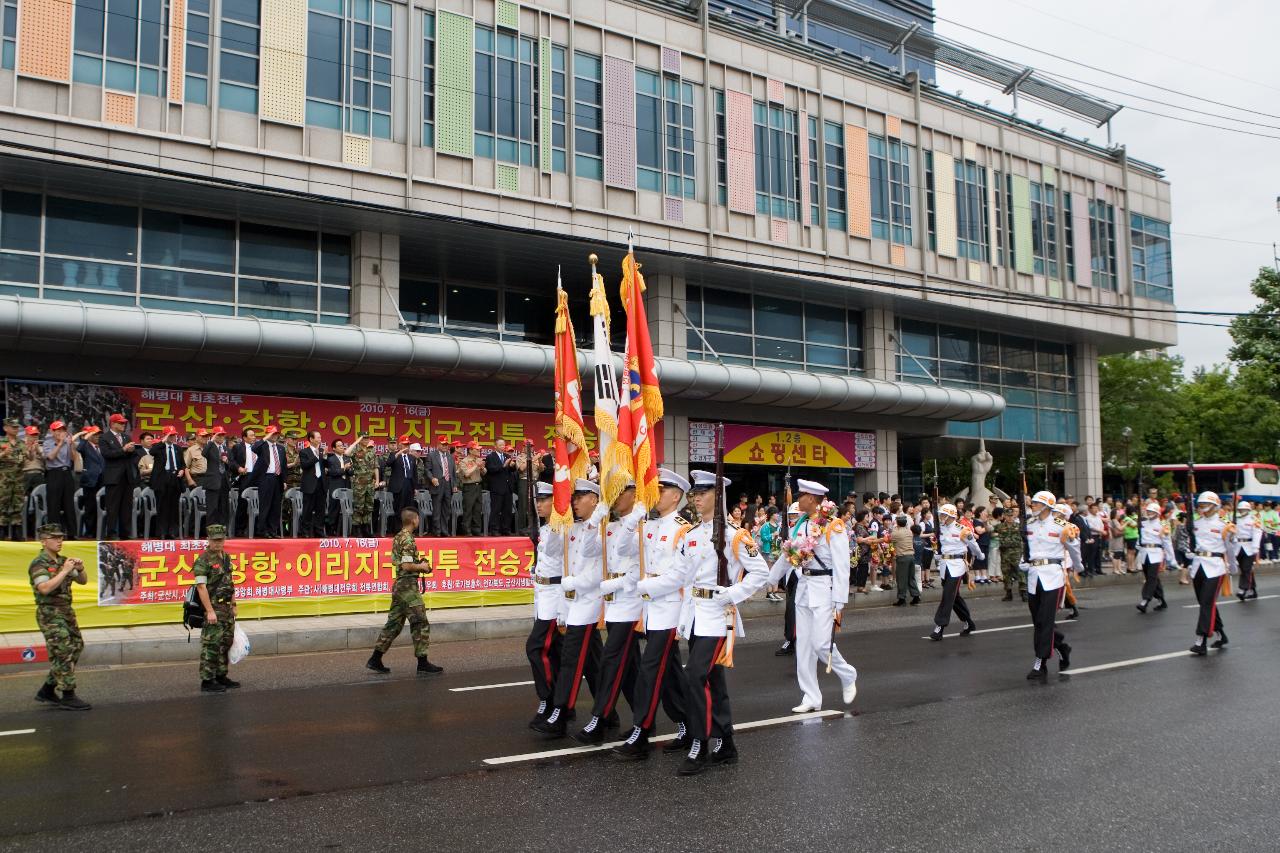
left=629, top=627, right=689, bottom=732
left=933, top=573, right=971, bottom=628
left=591, top=621, right=640, bottom=719
left=1192, top=568, right=1224, bottom=638
left=551, top=624, right=601, bottom=711
left=685, top=633, right=732, bottom=745
left=1140, top=553, right=1165, bottom=604
left=782, top=572, right=798, bottom=644
left=1238, top=552, right=1257, bottom=595
left=1027, top=583, right=1065, bottom=661
left=525, top=619, right=563, bottom=703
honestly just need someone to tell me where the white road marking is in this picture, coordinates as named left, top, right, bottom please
left=0, top=729, right=36, bottom=737
left=1064, top=650, right=1195, bottom=676
left=450, top=680, right=535, bottom=693
left=921, top=623, right=1033, bottom=640
left=482, top=710, right=842, bottom=766
left=1182, top=594, right=1277, bottom=609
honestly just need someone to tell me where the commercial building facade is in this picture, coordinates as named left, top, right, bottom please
left=0, top=0, right=1175, bottom=498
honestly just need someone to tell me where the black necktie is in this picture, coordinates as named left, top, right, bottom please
left=167, top=444, right=175, bottom=471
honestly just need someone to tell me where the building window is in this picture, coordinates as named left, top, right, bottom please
left=870, top=134, right=913, bottom=244
left=754, top=102, right=800, bottom=219
left=955, top=159, right=989, bottom=262
left=1063, top=192, right=1075, bottom=283
left=549, top=45, right=567, bottom=173
left=0, top=189, right=349, bottom=321
left=684, top=285, right=864, bottom=374
left=421, top=12, right=434, bottom=146
left=306, top=0, right=393, bottom=138
left=807, top=116, right=819, bottom=226
left=713, top=90, right=726, bottom=205
left=1089, top=199, right=1117, bottom=290
left=185, top=0, right=210, bottom=103
left=474, top=26, right=538, bottom=165
left=1030, top=182, right=1058, bottom=277
left=1131, top=213, right=1173, bottom=302
left=896, top=317, right=1078, bottom=444
left=573, top=51, right=602, bottom=180
left=218, top=0, right=259, bottom=114
left=1, top=0, right=16, bottom=69
left=399, top=278, right=598, bottom=346
left=824, top=121, right=846, bottom=231
left=636, top=69, right=694, bottom=197
left=71, top=0, right=169, bottom=97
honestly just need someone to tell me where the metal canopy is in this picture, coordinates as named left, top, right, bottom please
left=772, top=0, right=1122, bottom=127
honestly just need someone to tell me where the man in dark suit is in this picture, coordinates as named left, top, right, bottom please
left=149, top=426, right=185, bottom=539
left=74, top=426, right=106, bottom=538
left=299, top=430, right=326, bottom=537
left=384, top=435, right=419, bottom=518
left=99, top=413, right=137, bottom=540
left=230, top=428, right=258, bottom=535
left=325, top=439, right=351, bottom=533
left=425, top=434, right=457, bottom=537
left=202, top=426, right=229, bottom=527
left=251, top=426, right=285, bottom=538
left=485, top=439, right=517, bottom=535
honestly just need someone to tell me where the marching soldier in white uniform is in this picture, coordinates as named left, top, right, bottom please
left=1188, top=492, right=1234, bottom=655
left=574, top=482, right=647, bottom=744
left=1233, top=501, right=1262, bottom=602
left=928, top=502, right=982, bottom=641
left=673, top=470, right=769, bottom=775
left=532, top=480, right=607, bottom=737
left=1023, top=491, right=1082, bottom=681
left=614, top=469, right=694, bottom=761
left=525, top=482, right=564, bottom=728
left=767, top=481, right=858, bottom=712
left=1135, top=501, right=1176, bottom=614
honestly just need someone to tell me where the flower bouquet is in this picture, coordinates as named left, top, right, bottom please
left=783, top=534, right=817, bottom=567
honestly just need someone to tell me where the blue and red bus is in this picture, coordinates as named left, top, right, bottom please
left=1150, top=462, right=1280, bottom=504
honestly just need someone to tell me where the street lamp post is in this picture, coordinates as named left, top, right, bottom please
left=1121, top=426, right=1133, bottom=501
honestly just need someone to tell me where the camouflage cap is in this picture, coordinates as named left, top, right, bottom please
left=37, top=523, right=66, bottom=538
left=206, top=524, right=228, bottom=539
left=3, top=417, right=19, bottom=428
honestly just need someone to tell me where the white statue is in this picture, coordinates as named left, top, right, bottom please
left=953, top=439, right=1007, bottom=507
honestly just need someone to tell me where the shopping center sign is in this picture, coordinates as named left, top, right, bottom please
left=689, top=422, right=876, bottom=469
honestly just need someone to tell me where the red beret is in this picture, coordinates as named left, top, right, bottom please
left=49, top=420, right=65, bottom=431
left=109, top=413, right=128, bottom=425
left=161, top=425, right=179, bottom=437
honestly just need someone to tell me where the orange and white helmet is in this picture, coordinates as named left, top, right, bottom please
left=1237, top=500, right=1252, bottom=513
left=1031, top=490, right=1056, bottom=509
left=1052, top=503, right=1071, bottom=519
left=1144, top=501, right=1162, bottom=516
left=1196, top=491, right=1221, bottom=508
left=938, top=503, right=958, bottom=520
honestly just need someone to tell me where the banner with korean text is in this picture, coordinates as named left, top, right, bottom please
left=689, top=422, right=877, bottom=469
left=0, top=537, right=534, bottom=634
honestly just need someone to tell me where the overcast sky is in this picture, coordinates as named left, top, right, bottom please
left=934, top=0, right=1279, bottom=371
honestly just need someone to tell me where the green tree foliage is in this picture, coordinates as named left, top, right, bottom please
left=1227, top=267, right=1280, bottom=395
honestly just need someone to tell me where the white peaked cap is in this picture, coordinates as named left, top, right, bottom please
left=689, top=470, right=729, bottom=490
left=1238, top=500, right=1252, bottom=511
left=573, top=479, right=601, bottom=495
left=796, top=479, right=828, bottom=497
left=408, top=443, right=423, bottom=452
left=657, top=468, right=690, bottom=493
left=535, top=482, right=554, bottom=497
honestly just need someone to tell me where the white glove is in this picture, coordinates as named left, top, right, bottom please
left=622, top=574, right=638, bottom=592
left=635, top=578, right=654, bottom=598
left=628, top=506, right=648, bottom=524
left=711, top=590, right=733, bottom=609
left=833, top=602, right=845, bottom=614
left=589, top=504, right=609, bottom=525
left=560, top=576, right=578, bottom=592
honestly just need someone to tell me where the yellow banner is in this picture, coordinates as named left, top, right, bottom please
left=0, top=542, right=531, bottom=635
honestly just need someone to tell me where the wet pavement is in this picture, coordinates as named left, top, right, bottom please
left=1, top=580, right=1276, bottom=852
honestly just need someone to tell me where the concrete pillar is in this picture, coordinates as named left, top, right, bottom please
left=645, top=273, right=683, bottom=359
left=864, top=307, right=895, bottom=380
left=867, top=428, right=899, bottom=495
left=666, top=412, right=688, bottom=478
left=1063, top=340, right=1102, bottom=498
left=350, top=231, right=401, bottom=330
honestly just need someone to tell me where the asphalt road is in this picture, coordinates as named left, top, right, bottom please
left=1, top=580, right=1276, bottom=852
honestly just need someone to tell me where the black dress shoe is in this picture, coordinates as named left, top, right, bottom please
left=775, top=641, right=794, bottom=657
left=35, top=683, right=58, bottom=704
left=1136, top=602, right=1148, bottom=614
left=1020, top=591, right=1028, bottom=602
left=602, top=711, right=621, bottom=729
left=1026, top=662, right=1047, bottom=681
left=1057, top=642, right=1072, bottom=671
left=929, top=627, right=944, bottom=641
left=216, top=676, right=241, bottom=689
left=200, top=679, right=226, bottom=693
left=531, top=709, right=567, bottom=738
left=1065, top=606, right=1079, bottom=620
left=1154, top=600, right=1168, bottom=611
left=893, top=599, right=905, bottom=606
left=1189, top=642, right=1207, bottom=656
left=416, top=657, right=444, bottom=675
left=910, top=596, right=920, bottom=605
left=1210, top=633, right=1229, bottom=649
left=366, top=652, right=390, bottom=674
left=572, top=723, right=605, bottom=745
left=709, top=737, right=738, bottom=766
left=960, top=622, right=976, bottom=636
left=1236, top=592, right=1247, bottom=602
left=528, top=701, right=549, bottom=729
left=612, top=728, right=650, bottom=761
left=677, top=741, right=708, bottom=776
left=1002, top=591, right=1013, bottom=601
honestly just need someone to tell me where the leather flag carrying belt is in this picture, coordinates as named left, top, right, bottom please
left=801, top=568, right=833, bottom=576
left=533, top=575, right=562, bottom=585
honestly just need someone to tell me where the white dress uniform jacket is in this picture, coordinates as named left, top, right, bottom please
left=936, top=521, right=984, bottom=578
left=634, top=510, right=693, bottom=631
left=766, top=515, right=852, bottom=608
left=1233, top=514, right=1262, bottom=557
left=599, top=507, right=647, bottom=623
left=1191, top=513, right=1235, bottom=579
left=532, top=522, right=566, bottom=621
left=559, top=506, right=607, bottom=626
left=677, top=521, right=769, bottom=638
left=1139, top=518, right=1177, bottom=564
left=1025, top=515, right=1083, bottom=592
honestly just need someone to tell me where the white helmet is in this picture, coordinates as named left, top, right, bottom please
left=938, top=503, right=958, bottom=520
left=787, top=502, right=801, bottom=516
left=1052, top=503, right=1071, bottom=518
left=1237, top=500, right=1252, bottom=512
left=1196, top=491, right=1221, bottom=507
left=1144, top=501, right=1162, bottom=515
left=1031, top=490, right=1056, bottom=508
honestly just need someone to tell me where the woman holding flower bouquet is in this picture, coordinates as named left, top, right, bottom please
left=767, top=479, right=859, bottom=714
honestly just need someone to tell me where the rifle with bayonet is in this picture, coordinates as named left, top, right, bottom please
left=1186, top=444, right=1198, bottom=557
left=525, top=439, right=538, bottom=547
left=1018, top=442, right=1031, bottom=563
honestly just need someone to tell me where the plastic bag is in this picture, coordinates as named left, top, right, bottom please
left=229, top=623, right=251, bottom=665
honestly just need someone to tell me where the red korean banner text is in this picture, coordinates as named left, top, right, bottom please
left=98, top=537, right=536, bottom=606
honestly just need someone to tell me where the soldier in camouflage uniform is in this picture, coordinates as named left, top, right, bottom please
left=0, top=418, right=25, bottom=539
left=366, top=507, right=443, bottom=676
left=194, top=524, right=239, bottom=693
left=346, top=435, right=378, bottom=536
left=29, top=524, right=91, bottom=710
left=994, top=506, right=1027, bottom=601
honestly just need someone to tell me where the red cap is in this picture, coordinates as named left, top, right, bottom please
left=49, top=420, right=65, bottom=431
left=109, top=413, right=128, bottom=425
left=437, top=434, right=451, bottom=444
left=451, top=440, right=462, bottom=448
left=264, top=425, right=279, bottom=436
left=161, top=425, right=179, bottom=437
left=25, top=425, right=39, bottom=436
left=468, top=440, right=480, bottom=450
left=196, top=428, right=209, bottom=437
left=83, top=425, right=101, bottom=436
left=211, top=426, right=226, bottom=436
left=398, top=434, right=410, bottom=444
